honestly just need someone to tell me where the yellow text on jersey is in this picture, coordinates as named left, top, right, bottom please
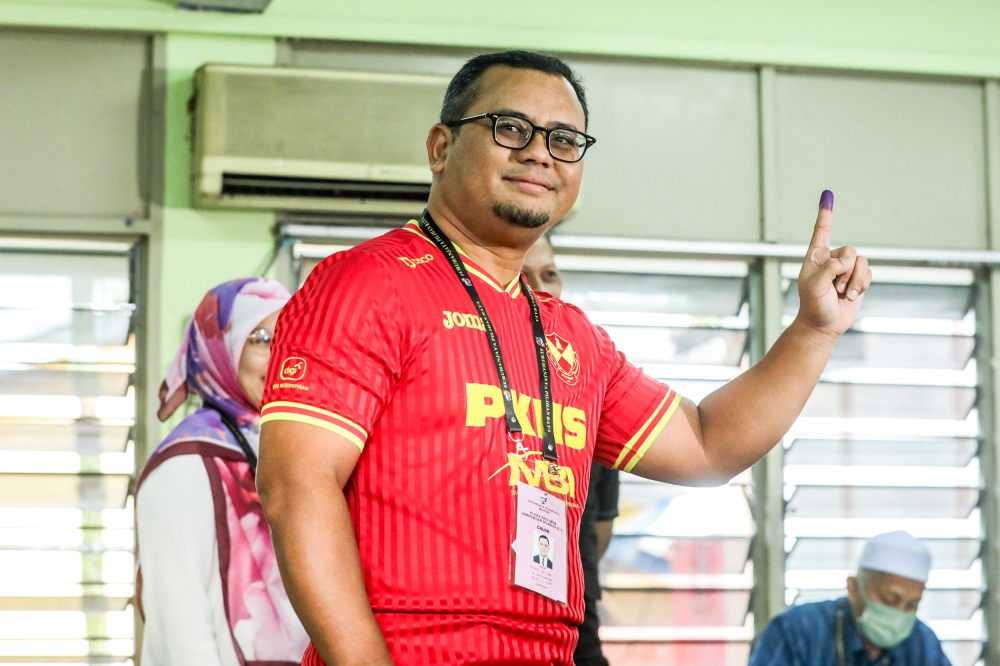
left=465, top=382, right=587, bottom=450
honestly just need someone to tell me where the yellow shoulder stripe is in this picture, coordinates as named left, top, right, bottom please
left=623, top=395, right=683, bottom=473
left=260, top=412, right=366, bottom=452
left=613, top=392, right=674, bottom=470
left=261, top=401, right=368, bottom=438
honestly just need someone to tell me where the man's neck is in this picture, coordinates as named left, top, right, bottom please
left=425, top=204, right=533, bottom=288
left=862, top=641, right=883, bottom=662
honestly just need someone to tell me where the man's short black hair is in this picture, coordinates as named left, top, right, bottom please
left=538, top=534, right=550, bottom=545
left=441, top=50, right=588, bottom=130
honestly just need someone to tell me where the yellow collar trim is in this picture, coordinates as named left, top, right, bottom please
left=402, top=221, right=519, bottom=298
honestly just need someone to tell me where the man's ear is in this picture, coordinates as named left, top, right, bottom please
left=427, top=123, right=452, bottom=174
left=846, top=575, right=863, bottom=613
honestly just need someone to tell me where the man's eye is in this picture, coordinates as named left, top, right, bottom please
left=551, top=131, right=580, bottom=146
left=497, top=120, right=529, bottom=138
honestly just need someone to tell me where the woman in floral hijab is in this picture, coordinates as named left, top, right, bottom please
left=136, top=277, right=309, bottom=666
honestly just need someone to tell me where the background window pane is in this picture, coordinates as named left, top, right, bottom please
left=782, top=265, right=982, bottom=666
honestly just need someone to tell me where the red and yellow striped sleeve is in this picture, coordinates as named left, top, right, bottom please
left=260, top=401, right=369, bottom=452
left=611, top=389, right=683, bottom=472
left=260, top=249, right=405, bottom=456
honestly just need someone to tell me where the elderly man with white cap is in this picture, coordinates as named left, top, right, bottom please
left=749, top=531, right=951, bottom=666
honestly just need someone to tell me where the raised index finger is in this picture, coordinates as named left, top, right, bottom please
left=808, top=190, right=835, bottom=251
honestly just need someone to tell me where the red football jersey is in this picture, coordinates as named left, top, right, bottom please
left=262, top=222, right=681, bottom=665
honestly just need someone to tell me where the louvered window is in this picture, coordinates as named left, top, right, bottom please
left=555, top=254, right=754, bottom=665
left=782, top=265, right=982, bottom=666
left=0, top=240, right=137, bottom=663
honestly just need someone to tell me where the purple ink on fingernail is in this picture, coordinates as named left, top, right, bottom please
left=819, top=190, right=834, bottom=211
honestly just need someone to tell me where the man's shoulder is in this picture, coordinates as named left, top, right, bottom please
left=772, top=599, right=839, bottom=630
left=750, top=600, right=842, bottom=666
left=909, top=617, right=947, bottom=651
left=536, top=292, right=606, bottom=344
left=306, top=226, right=434, bottom=283
left=535, top=290, right=584, bottom=318
left=338, top=226, right=432, bottom=265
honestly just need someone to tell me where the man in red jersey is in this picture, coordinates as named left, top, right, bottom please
left=256, top=50, right=871, bottom=666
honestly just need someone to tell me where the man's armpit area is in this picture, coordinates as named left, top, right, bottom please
left=260, top=402, right=368, bottom=452
left=612, top=390, right=683, bottom=473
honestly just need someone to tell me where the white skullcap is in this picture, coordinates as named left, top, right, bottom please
left=858, top=531, right=932, bottom=583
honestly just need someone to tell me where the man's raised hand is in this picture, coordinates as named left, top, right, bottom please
left=796, top=190, right=872, bottom=339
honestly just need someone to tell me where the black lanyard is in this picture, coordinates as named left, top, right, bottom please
left=419, top=211, right=558, bottom=467
left=207, top=402, right=258, bottom=475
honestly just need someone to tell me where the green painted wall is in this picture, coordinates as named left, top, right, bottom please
left=158, top=33, right=276, bottom=413
left=3, top=0, right=1000, bottom=78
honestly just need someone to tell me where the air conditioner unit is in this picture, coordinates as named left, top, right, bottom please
left=191, top=64, right=450, bottom=215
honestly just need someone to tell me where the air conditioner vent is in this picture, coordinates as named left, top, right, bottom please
left=221, top=174, right=431, bottom=202
left=192, top=64, right=449, bottom=214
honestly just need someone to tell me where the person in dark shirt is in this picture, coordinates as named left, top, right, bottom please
left=749, top=531, right=951, bottom=666
left=575, top=463, right=619, bottom=666
left=522, top=234, right=619, bottom=666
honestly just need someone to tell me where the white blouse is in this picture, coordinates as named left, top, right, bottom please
left=137, top=454, right=240, bottom=666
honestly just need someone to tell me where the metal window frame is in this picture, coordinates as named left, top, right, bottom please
left=0, top=226, right=154, bottom=663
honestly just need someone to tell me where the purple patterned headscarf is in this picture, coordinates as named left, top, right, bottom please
left=139, top=277, right=308, bottom=664
left=158, top=277, right=291, bottom=427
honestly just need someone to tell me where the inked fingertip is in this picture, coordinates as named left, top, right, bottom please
left=819, top=190, right=834, bottom=211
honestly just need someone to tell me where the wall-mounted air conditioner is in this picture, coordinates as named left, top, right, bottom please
left=191, top=64, right=450, bottom=215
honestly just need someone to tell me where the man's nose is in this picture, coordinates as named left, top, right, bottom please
left=516, top=130, right=551, bottom=165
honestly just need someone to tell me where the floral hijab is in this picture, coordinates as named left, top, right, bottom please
left=138, top=277, right=309, bottom=664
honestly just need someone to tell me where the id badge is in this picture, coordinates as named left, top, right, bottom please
left=511, top=481, right=568, bottom=604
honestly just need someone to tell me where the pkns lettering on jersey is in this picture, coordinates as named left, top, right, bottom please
left=468, top=383, right=587, bottom=500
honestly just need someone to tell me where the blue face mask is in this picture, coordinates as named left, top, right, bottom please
left=857, top=581, right=918, bottom=648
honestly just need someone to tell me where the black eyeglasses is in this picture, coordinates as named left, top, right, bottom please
left=447, top=113, right=596, bottom=163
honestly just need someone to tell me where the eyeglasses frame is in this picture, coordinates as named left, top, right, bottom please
left=446, top=112, right=597, bottom=163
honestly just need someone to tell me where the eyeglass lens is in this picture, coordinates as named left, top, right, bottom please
left=247, top=328, right=273, bottom=347
left=494, top=116, right=588, bottom=162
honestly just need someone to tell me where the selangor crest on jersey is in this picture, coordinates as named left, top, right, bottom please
left=545, top=333, right=580, bottom=386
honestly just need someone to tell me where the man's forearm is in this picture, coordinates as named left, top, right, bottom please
left=262, top=479, right=391, bottom=665
left=697, top=316, right=836, bottom=479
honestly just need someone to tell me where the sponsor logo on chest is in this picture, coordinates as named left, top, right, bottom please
left=442, top=310, right=486, bottom=332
